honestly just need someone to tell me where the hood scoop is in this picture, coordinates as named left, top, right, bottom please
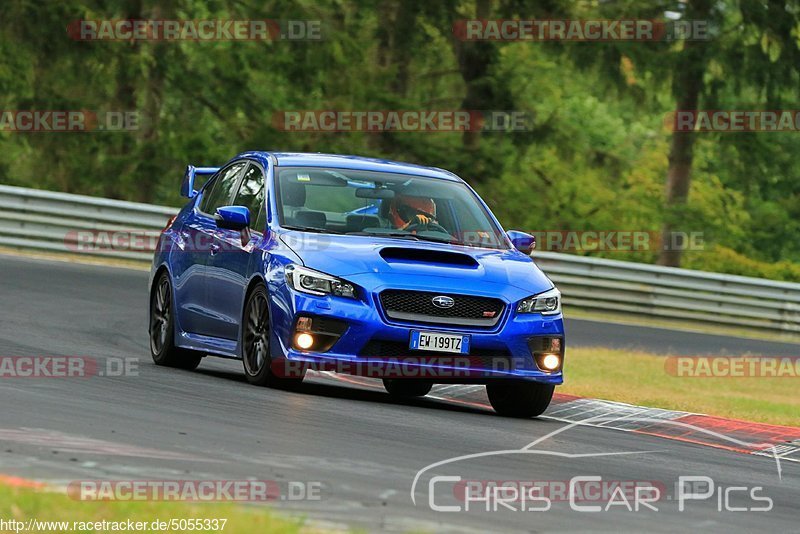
left=379, top=247, right=479, bottom=267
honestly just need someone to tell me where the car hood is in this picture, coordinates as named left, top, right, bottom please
left=280, top=231, right=553, bottom=296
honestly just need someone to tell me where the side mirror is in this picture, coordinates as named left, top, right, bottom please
left=507, top=230, right=535, bottom=254
left=215, top=206, right=250, bottom=230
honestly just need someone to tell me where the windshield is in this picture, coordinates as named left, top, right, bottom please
left=274, top=166, right=508, bottom=249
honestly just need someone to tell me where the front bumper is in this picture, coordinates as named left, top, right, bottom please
left=269, top=281, right=565, bottom=384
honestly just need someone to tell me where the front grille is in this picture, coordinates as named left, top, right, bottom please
left=360, top=340, right=512, bottom=370
left=379, top=290, right=505, bottom=327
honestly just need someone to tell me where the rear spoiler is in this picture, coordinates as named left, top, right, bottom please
left=181, top=165, right=220, bottom=198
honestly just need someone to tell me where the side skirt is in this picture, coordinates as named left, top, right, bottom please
left=177, top=331, right=240, bottom=359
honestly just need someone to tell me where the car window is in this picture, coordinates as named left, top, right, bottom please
left=233, top=164, right=265, bottom=229
left=304, top=184, right=364, bottom=213
left=199, top=162, right=246, bottom=214
left=254, top=200, right=267, bottom=233
left=274, top=166, right=507, bottom=249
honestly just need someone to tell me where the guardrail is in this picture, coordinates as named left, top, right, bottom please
left=1, top=185, right=799, bottom=334
left=0, top=184, right=176, bottom=262
left=533, top=252, right=800, bottom=334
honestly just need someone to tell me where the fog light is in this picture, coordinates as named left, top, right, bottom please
left=541, top=354, right=561, bottom=371
left=295, top=333, right=314, bottom=350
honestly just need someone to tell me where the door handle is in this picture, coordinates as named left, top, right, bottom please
left=209, top=243, right=220, bottom=256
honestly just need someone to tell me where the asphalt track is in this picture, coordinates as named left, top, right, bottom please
left=1, top=253, right=798, bottom=532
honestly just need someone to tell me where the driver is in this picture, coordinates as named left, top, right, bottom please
left=388, top=195, right=437, bottom=231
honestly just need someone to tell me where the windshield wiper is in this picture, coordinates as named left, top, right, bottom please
left=349, top=231, right=420, bottom=240
left=282, top=225, right=343, bottom=235
left=348, top=231, right=459, bottom=245
left=412, top=234, right=459, bottom=245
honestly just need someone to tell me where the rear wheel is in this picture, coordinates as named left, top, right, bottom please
left=242, top=284, right=304, bottom=387
left=486, top=381, right=554, bottom=418
left=149, top=273, right=203, bottom=370
left=383, top=379, right=433, bottom=398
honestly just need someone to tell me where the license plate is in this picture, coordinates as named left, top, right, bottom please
left=410, top=331, right=470, bottom=354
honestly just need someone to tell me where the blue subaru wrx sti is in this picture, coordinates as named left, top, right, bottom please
left=149, top=152, right=564, bottom=417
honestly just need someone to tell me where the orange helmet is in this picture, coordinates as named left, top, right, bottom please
left=389, top=195, right=436, bottom=228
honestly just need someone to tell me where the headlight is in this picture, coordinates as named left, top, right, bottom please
left=517, top=287, right=561, bottom=315
left=285, top=264, right=356, bottom=298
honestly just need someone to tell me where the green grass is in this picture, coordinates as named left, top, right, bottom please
left=561, top=347, right=800, bottom=427
left=0, top=481, right=303, bottom=534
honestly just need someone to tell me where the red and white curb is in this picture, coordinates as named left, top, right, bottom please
left=0, top=474, right=46, bottom=489
left=315, top=372, right=800, bottom=464
left=545, top=395, right=800, bottom=464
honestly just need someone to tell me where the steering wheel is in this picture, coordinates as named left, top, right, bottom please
left=404, top=218, right=450, bottom=234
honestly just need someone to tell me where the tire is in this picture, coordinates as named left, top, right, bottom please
left=486, top=381, right=554, bottom=418
left=383, top=379, right=433, bottom=398
left=242, top=284, right=305, bottom=387
left=149, top=273, right=203, bottom=370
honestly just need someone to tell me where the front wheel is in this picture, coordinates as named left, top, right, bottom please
left=242, top=284, right=304, bottom=387
left=149, top=273, right=203, bottom=370
left=486, top=381, right=554, bottom=418
left=383, top=379, right=433, bottom=398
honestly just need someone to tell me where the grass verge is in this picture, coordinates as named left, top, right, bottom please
left=0, top=481, right=303, bottom=534
left=561, top=347, right=800, bottom=427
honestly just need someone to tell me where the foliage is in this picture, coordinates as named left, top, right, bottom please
left=0, top=0, right=798, bottom=280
